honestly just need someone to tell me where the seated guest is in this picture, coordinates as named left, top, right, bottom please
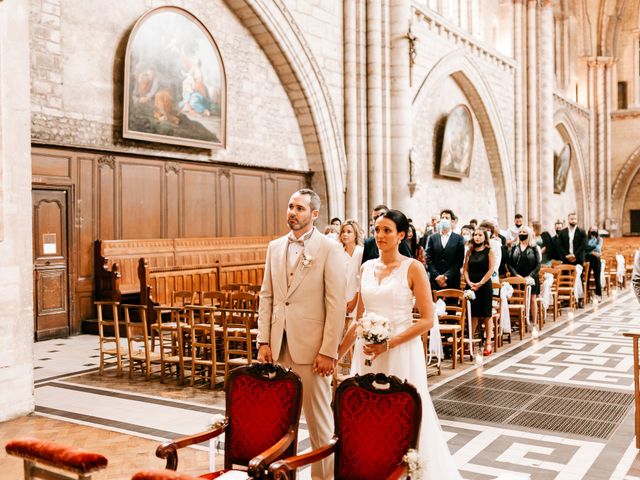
left=585, top=226, right=603, bottom=300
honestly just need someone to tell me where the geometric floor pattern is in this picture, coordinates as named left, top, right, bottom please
left=2, top=290, right=640, bottom=479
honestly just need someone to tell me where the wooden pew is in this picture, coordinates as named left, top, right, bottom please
left=95, top=236, right=273, bottom=302
left=139, top=259, right=221, bottom=315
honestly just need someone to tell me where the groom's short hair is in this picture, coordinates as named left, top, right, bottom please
left=295, top=188, right=321, bottom=212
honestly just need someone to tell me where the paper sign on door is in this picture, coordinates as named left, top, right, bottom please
left=43, top=233, right=57, bottom=255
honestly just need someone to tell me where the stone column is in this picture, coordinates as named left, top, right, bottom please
left=0, top=0, right=35, bottom=421
left=538, top=0, right=554, bottom=230
left=389, top=0, right=412, bottom=214
left=366, top=0, right=384, bottom=211
left=526, top=0, right=538, bottom=221
left=513, top=0, right=526, bottom=217
left=344, top=0, right=359, bottom=219
left=587, top=56, right=615, bottom=227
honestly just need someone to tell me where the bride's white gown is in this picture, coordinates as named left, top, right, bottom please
left=351, top=257, right=463, bottom=479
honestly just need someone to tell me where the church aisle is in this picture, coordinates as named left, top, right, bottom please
left=1, top=291, right=640, bottom=479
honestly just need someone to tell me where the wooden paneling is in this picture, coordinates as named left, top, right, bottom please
left=32, top=152, right=71, bottom=178
left=31, top=147, right=309, bottom=326
left=233, top=173, right=264, bottom=236
left=183, top=169, right=216, bottom=237
left=120, top=162, right=162, bottom=239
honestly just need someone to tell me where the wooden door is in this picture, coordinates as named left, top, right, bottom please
left=33, top=188, right=70, bottom=340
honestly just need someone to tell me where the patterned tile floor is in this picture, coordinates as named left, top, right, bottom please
left=2, top=289, right=640, bottom=479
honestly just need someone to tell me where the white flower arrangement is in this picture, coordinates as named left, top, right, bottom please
left=208, top=414, right=227, bottom=431
left=356, top=312, right=390, bottom=366
left=301, top=252, right=314, bottom=268
left=403, top=448, right=423, bottom=479
left=525, top=276, right=535, bottom=286
left=463, top=290, right=476, bottom=300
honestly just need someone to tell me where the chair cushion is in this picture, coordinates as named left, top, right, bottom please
left=227, top=374, right=298, bottom=465
left=5, top=438, right=108, bottom=474
left=336, top=385, right=417, bottom=480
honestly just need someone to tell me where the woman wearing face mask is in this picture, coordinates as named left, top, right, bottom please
left=585, top=226, right=603, bottom=300
left=463, top=228, right=495, bottom=355
left=340, top=220, right=364, bottom=316
left=508, top=226, right=542, bottom=327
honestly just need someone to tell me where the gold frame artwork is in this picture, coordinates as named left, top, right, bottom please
left=123, top=6, right=227, bottom=149
left=438, top=104, right=474, bottom=179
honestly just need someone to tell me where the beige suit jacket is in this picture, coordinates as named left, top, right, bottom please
left=258, top=228, right=346, bottom=365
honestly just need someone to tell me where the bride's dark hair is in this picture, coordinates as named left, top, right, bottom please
left=379, top=209, right=409, bottom=236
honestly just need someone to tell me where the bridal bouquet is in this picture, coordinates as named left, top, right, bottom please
left=356, top=312, right=390, bottom=366
left=403, top=449, right=423, bottom=479
left=463, top=290, right=476, bottom=300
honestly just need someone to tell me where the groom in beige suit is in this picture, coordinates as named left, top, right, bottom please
left=257, top=188, right=346, bottom=480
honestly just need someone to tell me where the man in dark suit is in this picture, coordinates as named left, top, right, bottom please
left=557, top=213, right=587, bottom=266
left=426, top=209, right=465, bottom=290
left=361, top=204, right=411, bottom=264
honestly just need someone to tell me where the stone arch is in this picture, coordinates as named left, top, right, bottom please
left=612, top=144, right=640, bottom=232
left=412, top=50, right=514, bottom=226
left=553, top=109, right=590, bottom=224
left=224, top=0, right=345, bottom=218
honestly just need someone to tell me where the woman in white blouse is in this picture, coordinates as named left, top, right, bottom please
left=339, top=219, right=364, bottom=316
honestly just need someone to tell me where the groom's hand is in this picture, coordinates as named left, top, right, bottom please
left=313, top=354, right=335, bottom=376
left=258, top=345, right=273, bottom=363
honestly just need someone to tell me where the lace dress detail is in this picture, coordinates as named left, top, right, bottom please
left=352, top=257, right=463, bottom=479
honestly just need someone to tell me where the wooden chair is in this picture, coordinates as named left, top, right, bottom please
left=5, top=438, right=108, bottom=479
left=156, top=364, right=303, bottom=478
left=246, top=284, right=262, bottom=294
left=220, top=283, right=249, bottom=293
left=538, top=267, right=559, bottom=323
left=95, top=300, right=125, bottom=375
left=433, top=289, right=466, bottom=369
left=123, top=304, right=161, bottom=380
left=131, top=472, right=199, bottom=480
left=221, top=307, right=258, bottom=383
left=187, top=305, right=224, bottom=389
left=171, top=290, right=196, bottom=307
left=556, top=264, right=577, bottom=310
left=581, top=261, right=591, bottom=305
left=504, top=277, right=527, bottom=340
left=270, top=373, right=422, bottom=480
left=153, top=305, right=192, bottom=385
left=623, top=331, right=640, bottom=449
left=229, top=291, right=258, bottom=311
left=199, top=290, right=228, bottom=308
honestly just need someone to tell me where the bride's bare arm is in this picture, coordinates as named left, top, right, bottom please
left=337, top=266, right=366, bottom=359
left=362, top=260, right=434, bottom=357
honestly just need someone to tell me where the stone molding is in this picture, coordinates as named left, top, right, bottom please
left=553, top=92, right=590, bottom=119
left=164, top=162, right=181, bottom=175
left=97, top=155, right=115, bottom=170
left=611, top=144, right=640, bottom=228
left=412, top=5, right=517, bottom=73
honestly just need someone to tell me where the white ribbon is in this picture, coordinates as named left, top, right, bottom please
left=574, top=264, right=584, bottom=300
left=541, top=273, right=554, bottom=309
left=524, top=282, right=532, bottom=326
left=600, top=259, right=606, bottom=288
left=427, top=299, right=446, bottom=365
left=499, top=282, right=513, bottom=332
left=466, top=299, right=474, bottom=353
left=616, top=254, right=626, bottom=284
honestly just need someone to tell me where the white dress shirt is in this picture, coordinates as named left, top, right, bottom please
left=440, top=232, right=451, bottom=249
left=568, top=226, right=576, bottom=254
left=287, top=228, right=315, bottom=282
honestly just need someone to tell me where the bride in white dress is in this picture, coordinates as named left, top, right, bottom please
left=338, top=209, right=463, bottom=479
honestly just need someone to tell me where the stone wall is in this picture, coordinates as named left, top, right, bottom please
left=0, top=0, right=35, bottom=421
left=29, top=0, right=308, bottom=171
left=409, top=6, right=515, bottom=228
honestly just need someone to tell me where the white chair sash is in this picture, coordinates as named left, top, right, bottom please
left=616, top=254, right=626, bottom=284
left=466, top=299, right=474, bottom=350
left=600, top=259, right=606, bottom=288
left=524, top=283, right=532, bottom=325
left=428, top=299, right=446, bottom=365
left=499, top=282, right=513, bottom=332
left=541, top=273, right=554, bottom=309
left=574, top=264, right=584, bottom=300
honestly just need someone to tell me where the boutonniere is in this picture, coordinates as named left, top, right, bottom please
left=301, top=252, right=314, bottom=268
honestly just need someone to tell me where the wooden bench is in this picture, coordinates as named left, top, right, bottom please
left=95, top=236, right=273, bottom=302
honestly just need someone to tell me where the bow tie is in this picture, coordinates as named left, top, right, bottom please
left=288, top=237, right=305, bottom=246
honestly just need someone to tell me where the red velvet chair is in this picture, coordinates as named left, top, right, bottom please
left=132, top=471, right=199, bottom=480
left=269, top=373, right=422, bottom=480
left=5, top=437, right=108, bottom=479
left=156, top=363, right=302, bottom=479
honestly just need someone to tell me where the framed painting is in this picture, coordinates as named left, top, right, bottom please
left=554, top=144, right=571, bottom=194
left=123, top=7, right=226, bottom=149
left=438, top=104, right=474, bottom=178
